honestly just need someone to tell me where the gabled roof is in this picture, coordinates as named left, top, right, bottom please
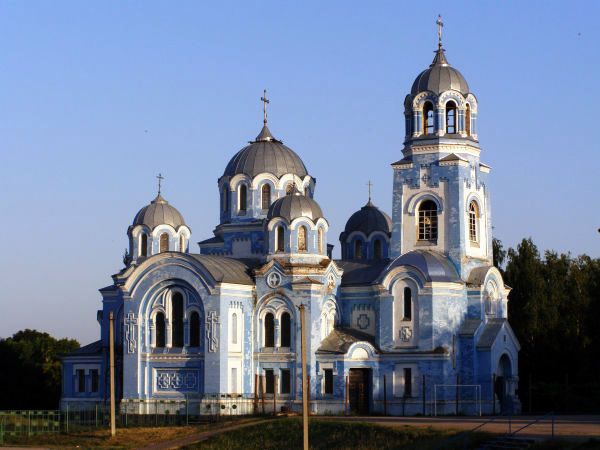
left=62, top=340, right=103, bottom=358
left=477, top=318, right=507, bottom=349
left=316, top=328, right=379, bottom=354
left=459, top=318, right=482, bottom=336
left=336, top=259, right=390, bottom=286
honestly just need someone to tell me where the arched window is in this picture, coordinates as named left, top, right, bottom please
left=222, top=187, right=229, bottom=212
left=179, top=235, right=185, bottom=252
left=318, top=228, right=324, bottom=254
left=373, top=239, right=382, bottom=259
left=238, top=184, right=247, bottom=212
left=298, top=226, right=307, bottom=252
left=403, top=287, right=412, bottom=320
left=286, top=183, right=293, bottom=195
left=418, top=200, right=438, bottom=242
left=155, top=312, right=166, bottom=348
left=446, top=101, right=457, bottom=134
left=469, top=201, right=479, bottom=243
left=424, top=102, right=435, bottom=135
left=465, top=104, right=471, bottom=135
left=264, top=313, right=275, bottom=347
left=276, top=226, right=285, bottom=252
left=354, top=240, right=362, bottom=259
left=140, top=234, right=148, bottom=257
left=171, top=292, right=184, bottom=347
left=281, top=312, right=291, bottom=347
left=160, top=233, right=169, bottom=252
left=231, top=313, right=238, bottom=345
left=261, top=184, right=271, bottom=210
left=189, top=311, right=200, bottom=347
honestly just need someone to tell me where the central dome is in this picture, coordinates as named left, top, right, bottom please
left=411, top=47, right=469, bottom=96
left=223, top=125, right=308, bottom=179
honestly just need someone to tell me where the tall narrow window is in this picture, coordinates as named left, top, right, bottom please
left=404, top=368, right=412, bottom=397
left=466, top=104, right=471, bottom=135
left=446, top=101, right=457, bottom=134
left=264, top=313, right=275, bottom=347
left=281, top=312, right=291, bottom=347
left=265, top=369, right=275, bottom=394
left=160, top=233, right=169, bottom=252
left=373, top=239, right=382, bottom=259
left=418, top=200, right=438, bottom=241
left=318, top=228, right=324, bottom=254
left=403, top=287, right=412, bottom=321
left=231, top=367, right=238, bottom=394
left=179, top=235, right=185, bottom=252
left=90, top=369, right=99, bottom=393
left=276, top=226, right=285, bottom=252
left=424, top=102, right=434, bottom=135
left=76, top=369, right=86, bottom=393
left=231, top=313, right=238, bottom=345
left=469, top=201, right=479, bottom=243
left=190, top=311, right=200, bottom=347
left=261, top=184, right=271, bottom=210
left=171, top=292, right=184, bottom=347
left=298, top=226, right=307, bottom=252
left=281, top=369, right=291, bottom=394
left=156, top=312, right=166, bottom=348
left=286, top=183, right=293, bottom=195
left=238, top=184, right=247, bottom=212
left=354, top=240, right=362, bottom=259
left=324, top=369, right=334, bottom=395
left=222, top=187, right=229, bottom=212
left=140, top=234, right=148, bottom=257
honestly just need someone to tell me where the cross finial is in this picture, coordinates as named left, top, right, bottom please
left=436, top=15, right=444, bottom=49
left=156, top=173, right=164, bottom=195
left=367, top=180, right=373, bottom=202
left=261, top=89, right=270, bottom=125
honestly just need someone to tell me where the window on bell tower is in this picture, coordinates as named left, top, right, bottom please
left=466, top=104, right=471, bottom=135
left=469, top=201, right=479, bottom=244
left=418, top=200, right=438, bottom=242
left=424, top=102, right=435, bottom=135
left=446, top=101, right=457, bottom=134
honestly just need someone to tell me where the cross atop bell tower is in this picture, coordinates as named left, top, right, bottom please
left=436, top=14, right=444, bottom=49
left=261, top=89, right=270, bottom=125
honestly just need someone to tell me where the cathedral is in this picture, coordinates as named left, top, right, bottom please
left=61, top=24, right=521, bottom=416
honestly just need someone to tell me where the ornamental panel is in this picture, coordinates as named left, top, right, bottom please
left=155, top=369, right=201, bottom=393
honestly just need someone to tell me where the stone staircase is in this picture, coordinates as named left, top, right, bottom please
left=477, top=435, right=537, bottom=450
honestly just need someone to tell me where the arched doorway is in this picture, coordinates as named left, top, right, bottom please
left=495, top=354, right=512, bottom=413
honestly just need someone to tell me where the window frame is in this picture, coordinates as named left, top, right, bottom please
left=469, top=201, right=479, bottom=244
left=264, top=312, right=275, bottom=348
left=261, top=184, right=271, bottom=211
left=159, top=233, right=169, bottom=252
left=324, top=369, right=334, bottom=395
left=445, top=101, right=457, bottom=134
left=417, top=200, right=438, bottom=242
left=238, top=184, right=247, bottom=213
left=423, top=102, right=435, bottom=135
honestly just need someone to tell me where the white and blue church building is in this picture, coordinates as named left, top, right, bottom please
left=61, top=28, right=521, bottom=416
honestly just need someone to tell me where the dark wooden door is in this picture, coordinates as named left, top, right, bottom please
left=349, top=368, right=370, bottom=414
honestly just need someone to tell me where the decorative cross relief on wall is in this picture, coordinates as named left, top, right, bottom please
left=156, top=369, right=200, bottom=392
left=125, top=312, right=137, bottom=354
left=357, top=314, right=370, bottom=330
left=400, top=326, right=413, bottom=342
left=206, top=311, right=220, bottom=352
left=267, top=271, right=282, bottom=288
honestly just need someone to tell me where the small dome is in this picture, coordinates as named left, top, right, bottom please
left=387, top=250, right=460, bottom=283
left=132, top=194, right=186, bottom=230
left=344, top=201, right=392, bottom=236
left=411, top=47, right=469, bottom=96
left=267, top=192, right=324, bottom=222
left=223, top=125, right=308, bottom=179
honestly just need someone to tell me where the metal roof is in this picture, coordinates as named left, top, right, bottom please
left=223, top=125, right=308, bottom=178
left=467, top=265, right=494, bottom=286
left=267, top=192, right=324, bottom=222
left=386, top=250, right=461, bottom=283
left=336, top=259, right=390, bottom=286
left=132, top=194, right=186, bottom=230
left=343, top=201, right=392, bottom=237
left=459, top=318, right=482, bottom=337
left=316, top=328, right=379, bottom=354
left=477, top=318, right=506, bottom=349
left=62, top=340, right=103, bottom=358
left=411, top=47, right=469, bottom=96
left=188, top=254, right=259, bottom=285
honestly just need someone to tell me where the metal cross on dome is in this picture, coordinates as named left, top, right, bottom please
left=156, top=173, right=164, bottom=195
left=261, top=89, right=270, bottom=125
left=367, top=180, right=373, bottom=202
left=436, top=15, right=444, bottom=48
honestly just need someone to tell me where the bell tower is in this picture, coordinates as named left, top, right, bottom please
left=390, top=17, right=492, bottom=279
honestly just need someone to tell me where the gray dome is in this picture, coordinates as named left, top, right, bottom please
left=132, top=194, right=186, bottom=230
left=267, top=192, right=324, bottom=222
left=387, top=250, right=460, bottom=283
left=411, top=48, right=469, bottom=96
left=344, top=201, right=392, bottom=236
left=223, top=125, right=308, bottom=179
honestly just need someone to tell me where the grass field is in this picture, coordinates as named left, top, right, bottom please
left=182, top=417, right=489, bottom=450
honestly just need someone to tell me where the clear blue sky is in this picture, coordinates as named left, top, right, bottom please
left=1, top=1, right=599, bottom=344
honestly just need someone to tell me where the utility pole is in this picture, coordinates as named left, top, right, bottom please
left=299, top=304, right=309, bottom=450
left=109, top=311, right=116, bottom=437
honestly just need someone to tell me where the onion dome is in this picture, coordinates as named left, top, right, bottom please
left=223, top=125, right=308, bottom=178
left=132, top=194, right=186, bottom=230
left=410, top=46, right=469, bottom=96
left=344, top=200, right=392, bottom=236
left=267, top=191, right=324, bottom=222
